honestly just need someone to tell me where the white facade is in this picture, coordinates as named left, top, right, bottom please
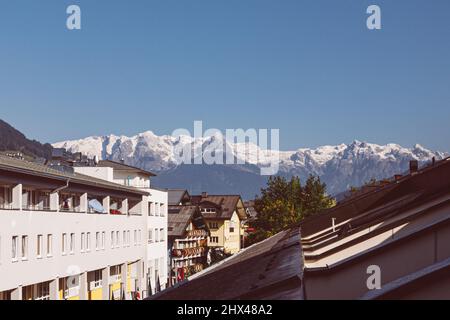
left=73, top=165, right=168, bottom=293
left=0, top=179, right=148, bottom=300
left=0, top=157, right=168, bottom=300
left=144, top=188, right=168, bottom=293
left=0, top=207, right=146, bottom=297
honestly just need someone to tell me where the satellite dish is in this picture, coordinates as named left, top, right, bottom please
left=94, top=155, right=99, bottom=165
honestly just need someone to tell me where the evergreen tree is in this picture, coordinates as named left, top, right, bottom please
left=247, top=175, right=335, bottom=245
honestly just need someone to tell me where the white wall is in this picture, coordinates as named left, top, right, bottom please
left=74, top=167, right=113, bottom=182
left=145, top=188, right=168, bottom=291
left=73, top=166, right=169, bottom=292
left=113, top=171, right=150, bottom=189
left=0, top=209, right=146, bottom=292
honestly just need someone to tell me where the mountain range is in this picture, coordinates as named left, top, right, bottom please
left=53, top=131, right=448, bottom=199
left=0, top=119, right=53, bottom=159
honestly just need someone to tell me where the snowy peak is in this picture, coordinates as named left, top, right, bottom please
left=53, top=132, right=448, bottom=195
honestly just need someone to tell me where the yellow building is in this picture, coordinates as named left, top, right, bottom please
left=191, top=193, right=247, bottom=255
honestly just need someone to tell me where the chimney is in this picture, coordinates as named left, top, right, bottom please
left=409, top=160, right=419, bottom=174
left=120, top=158, right=125, bottom=164
left=201, top=192, right=208, bottom=198
left=432, top=157, right=436, bottom=166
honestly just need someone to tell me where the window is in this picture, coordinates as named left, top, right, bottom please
left=134, top=230, right=137, bottom=246
left=86, top=232, right=91, bottom=252
left=47, top=234, right=53, bottom=256
left=95, top=232, right=100, bottom=250
left=148, top=202, right=154, bottom=216
left=154, top=229, right=159, bottom=243
left=154, top=258, right=159, bottom=291
left=81, top=233, right=85, bottom=252
left=127, top=231, right=130, bottom=246
left=159, top=228, right=164, bottom=242
left=229, top=227, right=235, bottom=233
left=62, top=233, right=67, bottom=255
left=102, top=232, right=105, bottom=250
left=209, top=222, right=219, bottom=229
left=11, top=236, right=19, bottom=261
left=155, top=203, right=160, bottom=216
left=210, top=236, right=219, bottom=244
left=89, top=270, right=103, bottom=290
left=37, top=235, right=43, bottom=258
left=138, top=230, right=141, bottom=245
left=116, top=231, right=120, bottom=247
left=148, top=229, right=153, bottom=243
left=36, top=282, right=50, bottom=300
left=123, top=231, right=127, bottom=247
left=21, top=236, right=28, bottom=260
left=110, top=265, right=122, bottom=282
left=160, top=204, right=165, bottom=217
left=111, top=231, right=115, bottom=249
left=70, top=233, right=75, bottom=254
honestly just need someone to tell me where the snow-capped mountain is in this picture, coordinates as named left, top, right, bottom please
left=53, top=132, right=448, bottom=199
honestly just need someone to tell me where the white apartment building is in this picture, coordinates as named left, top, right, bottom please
left=0, top=155, right=167, bottom=300
left=73, top=160, right=168, bottom=294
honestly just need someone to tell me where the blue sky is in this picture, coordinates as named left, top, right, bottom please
left=0, top=0, right=449, bottom=151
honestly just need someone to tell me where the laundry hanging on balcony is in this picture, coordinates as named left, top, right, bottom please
left=88, top=199, right=107, bottom=214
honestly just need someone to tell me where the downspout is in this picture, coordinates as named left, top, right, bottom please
left=52, top=179, right=70, bottom=193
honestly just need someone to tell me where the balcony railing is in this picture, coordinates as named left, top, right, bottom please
left=0, top=203, right=14, bottom=210
left=22, top=205, right=52, bottom=212
left=89, top=280, right=102, bottom=291
left=60, top=207, right=83, bottom=213
left=109, top=275, right=122, bottom=283
left=172, top=246, right=207, bottom=258
left=64, top=286, right=80, bottom=299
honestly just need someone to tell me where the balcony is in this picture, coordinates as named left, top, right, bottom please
left=59, top=192, right=82, bottom=213
left=22, top=189, right=51, bottom=212
left=0, top=183, right=144, bottom=216
left=172, top=246, right=207, bottom=259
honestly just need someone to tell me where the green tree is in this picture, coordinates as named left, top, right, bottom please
left=247, top=175, right=335, bottom=245
left=301, top=176, right=335, bottom=219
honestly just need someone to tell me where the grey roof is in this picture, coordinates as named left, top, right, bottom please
left=152, top=227, right=303, bottom=300
left=152, top=157, right=450, bottom=300
left=168, top=205, right=198, bottom=237
left=167, top=189, right=190, bottom=206
left=0, top=155, right=149, bottom=196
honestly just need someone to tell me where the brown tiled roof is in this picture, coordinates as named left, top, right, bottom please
left=190, top=194, right=247, bottom=220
